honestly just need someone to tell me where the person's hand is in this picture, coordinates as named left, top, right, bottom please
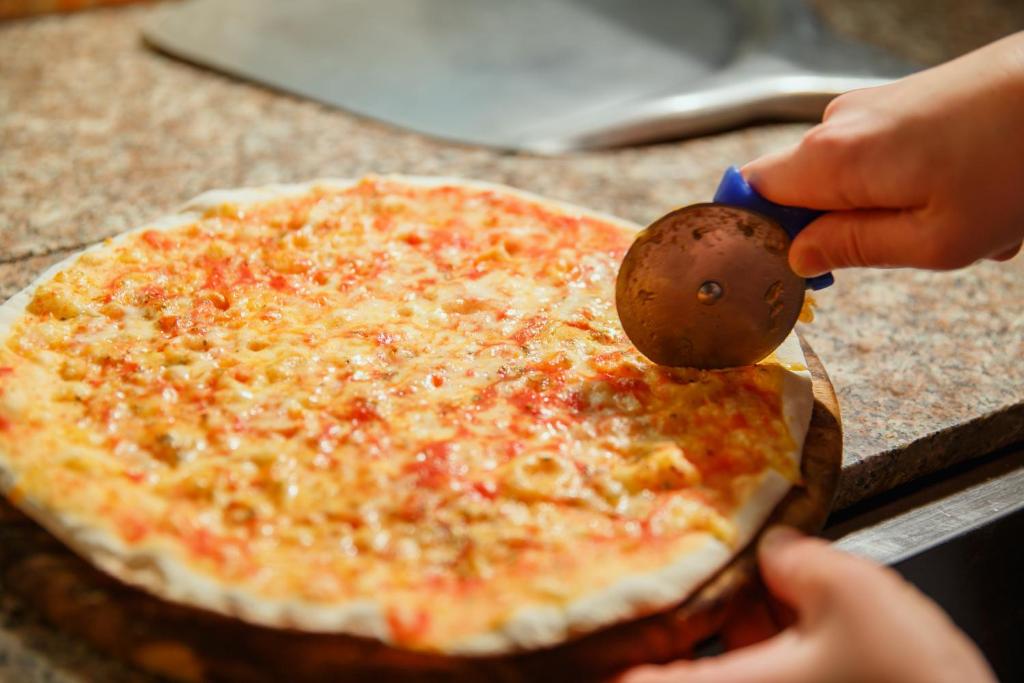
left=743, top=32, right=1024, bottom=277
left=618, top=527, right=996, bottom=683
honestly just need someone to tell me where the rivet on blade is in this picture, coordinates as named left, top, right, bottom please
left=696, top=281, right=723, bottom=305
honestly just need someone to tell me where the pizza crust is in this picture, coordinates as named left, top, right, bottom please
left=0, top=176, right=813, bottom=655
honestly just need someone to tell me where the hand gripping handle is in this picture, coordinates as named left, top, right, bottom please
left=712, top=166, right=834, bottom=291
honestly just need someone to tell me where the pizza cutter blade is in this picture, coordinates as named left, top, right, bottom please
left=616, top=167, right=834, bottom=369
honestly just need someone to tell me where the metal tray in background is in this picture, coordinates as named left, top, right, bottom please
left=143, top=0, right=915, bottom=153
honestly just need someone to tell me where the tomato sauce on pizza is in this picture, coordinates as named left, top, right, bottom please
left=0, top=177, right=810, bottom=653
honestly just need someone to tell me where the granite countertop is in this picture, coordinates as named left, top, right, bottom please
left=1, top=1, right=1023, bottom=681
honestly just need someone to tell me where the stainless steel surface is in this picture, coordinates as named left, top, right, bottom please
left=616, top=203, right=804, bottom=368
left=825, top=447, right=1024, bottom=683
left=143, top=0, right=914, bottom=153
left=829, top=448, right=1024, bottom=566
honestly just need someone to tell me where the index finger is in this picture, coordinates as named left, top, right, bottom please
left=741, top=132, right=861, bottom=211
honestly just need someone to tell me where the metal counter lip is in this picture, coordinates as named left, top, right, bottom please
left=827, top=446, right=1024, bottom=566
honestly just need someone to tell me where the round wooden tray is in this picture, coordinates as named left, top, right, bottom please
left=0, top=335, right=841, bottom=682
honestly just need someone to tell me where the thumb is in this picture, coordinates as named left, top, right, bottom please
left=617, top=630, right=814, bottom=683
left=756, top=526, right=875, bottom=623
left=788, top=208, right=939, bottom=276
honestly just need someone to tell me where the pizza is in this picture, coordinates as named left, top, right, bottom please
left=0, top=176, right=812, bottom=655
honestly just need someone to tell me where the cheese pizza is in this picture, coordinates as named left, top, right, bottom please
left=0, top=176, right=812, bottom=654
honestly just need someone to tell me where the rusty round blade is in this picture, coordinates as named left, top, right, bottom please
left=615, top=203, right=804, bottom=369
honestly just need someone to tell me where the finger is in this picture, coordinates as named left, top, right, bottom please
left=741, top=143, right=847, bottom=210
left=756, top=527, right=826, bottom=612
left=617, top=630, right=813, bottom=683
left=757, top=526, right=887, bottom=625
left=741, top=130, right=864, bottom=211
left=787, top=208, right=952, bottom=276
left=990, top=241, right=1022, bottom=261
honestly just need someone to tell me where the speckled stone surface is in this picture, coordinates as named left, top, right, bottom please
left=1, top=2, right=1023, bottom=681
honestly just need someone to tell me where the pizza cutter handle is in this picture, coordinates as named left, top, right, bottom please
left=713, top=166, right=835, bottom=291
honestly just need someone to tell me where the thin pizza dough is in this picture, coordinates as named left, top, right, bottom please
left=0, top=176, right=812, bottom=654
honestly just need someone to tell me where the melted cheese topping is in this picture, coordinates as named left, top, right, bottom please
left=0, top=178, right=798, bottom=650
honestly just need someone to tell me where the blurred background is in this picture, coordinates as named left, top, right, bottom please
left=5, top=0, right=1024, bottom=151
left=3, top=0, right=1024, bottom=60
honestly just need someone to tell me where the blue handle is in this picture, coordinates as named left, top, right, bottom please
left=712, top=166, right=834, bottom=291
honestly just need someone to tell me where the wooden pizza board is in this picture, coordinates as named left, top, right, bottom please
left=0, top=333, right=841, bottom=682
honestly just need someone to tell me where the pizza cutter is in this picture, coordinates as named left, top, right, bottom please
left=616, top=166, right=834, bottom=369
